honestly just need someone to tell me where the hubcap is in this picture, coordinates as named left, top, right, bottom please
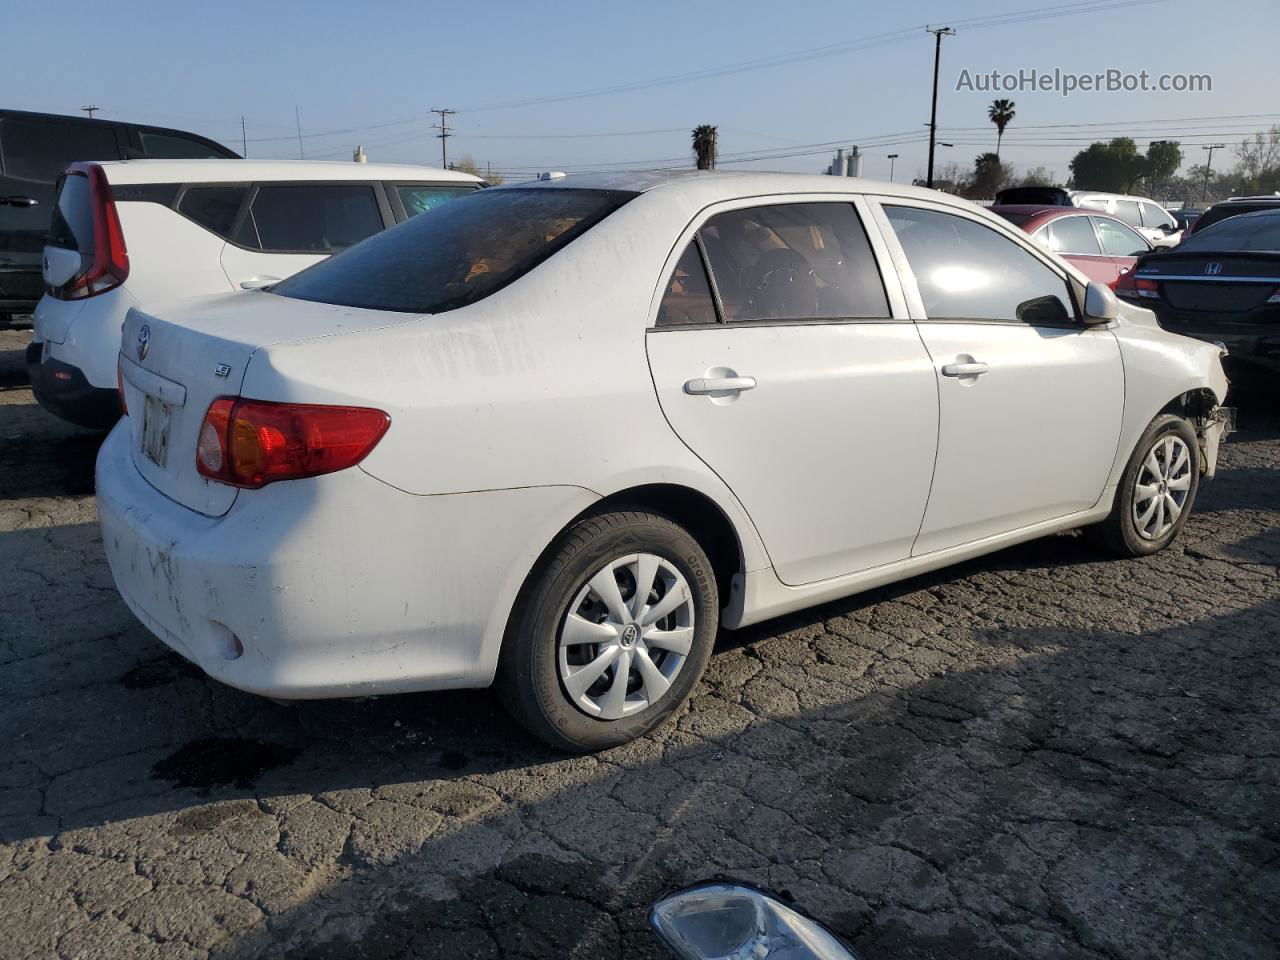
left=1131, top=434, right=1192, bottom=540
left=557, top=553, right=695, bottom=721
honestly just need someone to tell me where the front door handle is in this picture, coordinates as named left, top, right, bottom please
left=684, top=376, right=757, bottom=395
left=940, top=361, right=990, bottom=378
left=0, top=196, right=39, bottom=208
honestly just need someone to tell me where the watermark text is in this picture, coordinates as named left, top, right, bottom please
left=957, top=68, right=1211, bottom=97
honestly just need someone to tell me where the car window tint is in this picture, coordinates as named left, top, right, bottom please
left=1047, top=216, right=1101, bottom=255
left=273, top=187, right=636, bottom=315
left=656, top=242, right=718, bottom=326
left=0, top=118, right=118, bottom=182
left=139, top=131, right=229, bottom=159
left=697, top=203, right=888, bottom=322
left=47, top=174, right=94, bottom=253
left=1094, top=217, right=1149, bottom=257
left=396, top=184, right=476, bottom=218
left=178, top=186, right=247, bottom=239
left=1176, top=211, right=1280, bottom=252
left=885, top=205, right=1072, bottom=324
left=248, top=185, right=383, bottom=253
left=1112, top=200, right=1142, bottom=227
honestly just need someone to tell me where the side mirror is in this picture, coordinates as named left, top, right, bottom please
left=651, top=882, right=860, bottom=960
left=1084, top=280, right=1119, bottom=323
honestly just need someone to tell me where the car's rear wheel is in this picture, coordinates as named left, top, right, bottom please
left=1088, top=413, right=1200, bottom=557
left=498, top=510, right=718, bottom=753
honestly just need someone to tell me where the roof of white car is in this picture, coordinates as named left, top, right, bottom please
left=506, top=169, right=969, bottom=207
left=93, top=159, right=483, bottom=185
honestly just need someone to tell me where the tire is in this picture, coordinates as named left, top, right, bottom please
left=1087, top=413, right=1200, bottom=557
left=497, top=510, right=719, bottom=753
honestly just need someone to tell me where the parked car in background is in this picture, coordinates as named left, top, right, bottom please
left=0, top=109, right=237, bottom=322
left=28, top=159, right=482, bottom=426
left=1124, top=207, right=1280, bottom=386
left=991, top=204, right=1152, bottom=288
left=1186, top=195, right=1280, bottom=235
left=994, top=186, right=1181, bottom=247
left=97, top=171, right=1230, bottom=752
left=1172, top=207, right=1204, bottom=233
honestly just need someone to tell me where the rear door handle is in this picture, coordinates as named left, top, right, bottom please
left=239, top=275, right=281, bottom=290
left=940, top=362, right=990, bottom=378
left=0, top=196, right=39, bottom=207
left=684, top=376, right=757, bottom=395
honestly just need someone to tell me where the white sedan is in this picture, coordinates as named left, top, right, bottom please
left=97, top=171, right=1231, bottom=751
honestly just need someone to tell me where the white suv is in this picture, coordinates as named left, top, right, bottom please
left=28, top=159, right=482, bottom=426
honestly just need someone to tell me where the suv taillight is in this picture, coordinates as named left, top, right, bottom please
left=196, top=397, right=390, bottom=488
left=51, top=164, right=129, bottom=301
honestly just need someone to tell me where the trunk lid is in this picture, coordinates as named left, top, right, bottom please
left=1137, top=252, right=1280, bottom=316
left=119, top=291, right=423, bottom=516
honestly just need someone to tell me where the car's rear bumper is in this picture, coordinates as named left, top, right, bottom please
left=26, top=340, right=121, bottom=428
left=96, top=424, right=597, bottom=699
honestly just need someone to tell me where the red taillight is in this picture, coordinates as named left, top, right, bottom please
left=196, top=398, right=390, bottom=489
left=53, top=164, right=129, bottom=301
left=1115, top=269, right=1159, bottom=300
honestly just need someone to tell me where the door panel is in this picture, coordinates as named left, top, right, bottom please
left=647, top=324, right=938, bottom=585
left=912, top=322, right=1123, bottom=554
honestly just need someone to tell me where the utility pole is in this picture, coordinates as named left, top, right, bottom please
left=1202, top=143, right=1226, bottom=201
left=887, top=153, right=899, bottom=182
left=294, top=106, right=304, bottom=159
left=241, top=116, right=247, bottom=158
left=431, top=108, right=456, bottom=168
left=925, top=26, right=955, bottom=189
left=81, top=105, right=100, bottom=119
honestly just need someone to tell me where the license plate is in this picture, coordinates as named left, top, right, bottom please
left=141, top=395, right=172, bottom=468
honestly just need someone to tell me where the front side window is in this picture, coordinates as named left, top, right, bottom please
left=696, top=202, right=888, bottom=322
left=656, top=242, right=718, bottom=327
left=1094, top=217, right=1149, bottom=257
left=239, top=184, right=383, bottom=253
left=273, top=187, right=636, bottom=314
left=396, top=184, right=477, bottom=218
left=178, top=185, right=247, bottom=239
left=1140, top=203, right=1175, bottom=230
left=0, top=118, right=118, bottom=182
left=885, top=205, right=1073, bottom=325
left=1046, top=216, right=1102, bottom=255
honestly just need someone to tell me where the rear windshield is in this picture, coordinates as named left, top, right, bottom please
left=47, top=173, right=94, bottom=254
left=272, top=187, right=636, bottom=314
left=1194, top=202, right=1279, bottom=233
left=995, top=187, right=1070, bottom=206
left=1177, top=212, right=1280, bottom=253
left=992, top=210, right=1032, bottom=226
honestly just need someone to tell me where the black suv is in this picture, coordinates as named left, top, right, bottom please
left=0, top=109, right=237, bottom=320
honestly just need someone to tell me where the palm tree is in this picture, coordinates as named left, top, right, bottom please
left=692, top=125, right=718, bottom=170
left=988, top=99, right=1016, bottom=159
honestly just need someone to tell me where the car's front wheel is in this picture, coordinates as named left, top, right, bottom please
left=1088, top=413, right=1201, bottom=557
left=498, top=510, right=719, bottom=752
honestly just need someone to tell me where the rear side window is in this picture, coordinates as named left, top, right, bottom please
left=1112, top=200, right=1142, bottom=227
left=697, top=203, right=888, bottom=322
left=396, top=184, right=477, bottom=218
left=237, top=184, right=383, bottom=253
left=47, top=174, right=94, bottom=253
left=139, top=131, right=229, bottom=160
left=885, top=205, right=1073, bottom=325
left=0, top=118, right=119, bottom=182
left=1140, top=203, right=1174, bottom=230
left=178, top=186, right=247, bottom=239
left=272, top=187, right=635, bottom=314
left=657, top=242, right=718, bottom=326
left=1046, top=216, right=1101, bottom=255
left=1094, top=218, right=1148, bottom=257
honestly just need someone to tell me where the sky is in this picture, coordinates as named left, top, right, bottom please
left=6, top=0, right=1280, bottom=184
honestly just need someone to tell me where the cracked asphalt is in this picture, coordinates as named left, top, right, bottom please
left=1, top=326, right=1277, bottom=960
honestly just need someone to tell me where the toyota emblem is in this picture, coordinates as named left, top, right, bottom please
left=136, top=324, right=151, bottom=361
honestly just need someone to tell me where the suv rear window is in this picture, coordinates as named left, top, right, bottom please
left=140, top=131, right=229, bottom=160
left=47, top=174, right=94, bottom=253
left=273, top=187, right=636, bottom=315
left=1, top=118, right=119, bottom=183
left=178, top=185, right=247, bottom=238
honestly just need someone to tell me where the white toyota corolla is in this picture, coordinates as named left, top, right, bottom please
left=97, top=171, right=1231, bottom=751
